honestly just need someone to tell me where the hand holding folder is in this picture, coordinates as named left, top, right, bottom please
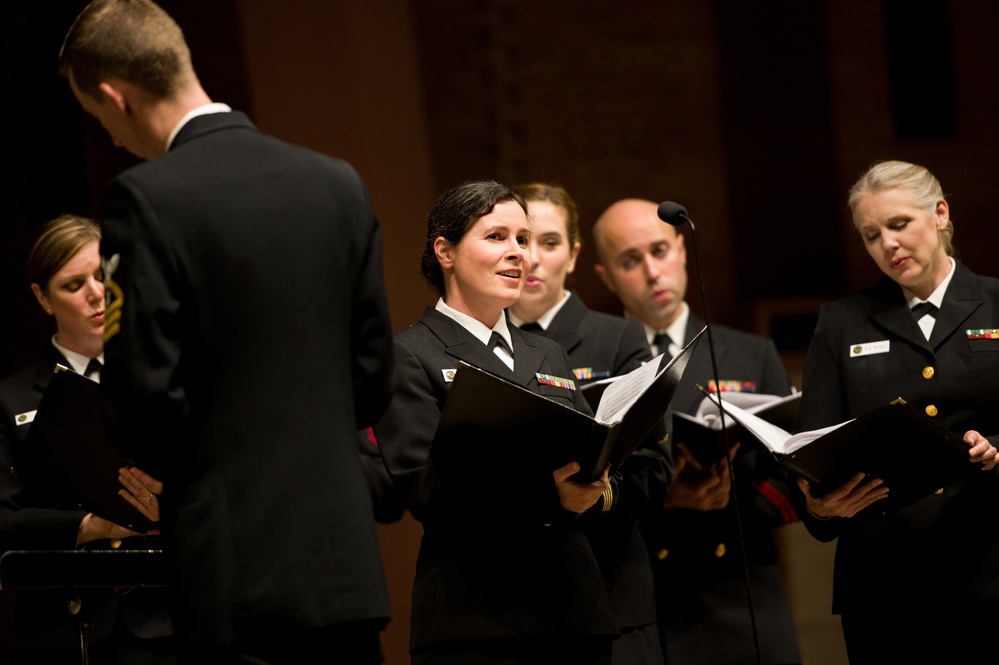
left=699, top=394, right=977, bottom=515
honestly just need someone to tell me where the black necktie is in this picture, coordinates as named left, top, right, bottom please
left=520, top=322, right=543, bottom=334
left=489, top=332, right=514, bottom=358
left=84, top=358, right=102, bottom=379
left=911, top=302, right=938, bottom=320
left=652, top=332, right=673, bottom=357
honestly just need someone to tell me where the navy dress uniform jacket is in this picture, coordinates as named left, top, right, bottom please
left=640, top=315, right=802, bottom=665
left=97, top=111, right=396, bottom=652
left=375, top=308, right=619, bottom=657
left=797, top=261, right=999, bottom=658
left=515, top=292, right=668, bottom=663
left=0, top=346, right=172, bottom=659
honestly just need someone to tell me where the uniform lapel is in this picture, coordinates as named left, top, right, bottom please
left=675, top=315, right=727, bottom=413
left=543, top=293, right=585, bottom=356
left=509, top=326, right=551, bottom=388
left=929, top=261, right=983, bottom=348
left=32, top=348, right=69, bottom=393
left=421, top=308, right=519, bottom=377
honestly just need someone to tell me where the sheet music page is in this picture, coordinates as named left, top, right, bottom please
left=594, top=353, right=666, bottom=423
left=705, top=393, right=851, bottom=455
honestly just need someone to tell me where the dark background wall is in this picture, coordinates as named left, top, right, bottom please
left=3, top=1, right=998, bottom=663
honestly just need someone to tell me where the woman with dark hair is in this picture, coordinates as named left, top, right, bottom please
left=376, top=180, right=619, bottom=664
left=0, top=214, right=174, bottom=664
left=797, top=160, right=999, bottom=664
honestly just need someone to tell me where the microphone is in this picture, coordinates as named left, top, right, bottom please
left=656, top=201, right=689, bottom=226
left=657, top=200, right=763, bottom=665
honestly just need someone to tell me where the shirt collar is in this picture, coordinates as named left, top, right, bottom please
left=435, top=298, right=514, bottom=350
left=638, top=302, right=689, bottom=349
left=903, top=256, right=955, bottom=310
left=50, top=336, right=103, bottom=377
left=166, top=103, right=233, bottom=149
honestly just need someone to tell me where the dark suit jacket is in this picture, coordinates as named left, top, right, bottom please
left=0, top=346, right=172, bottom=657
left=375, top=308, right=618, bottom=654
left=515, top=292, right=668, bottom=641
left=798, top=261, right=999, bottom=617
left=98, top=111, right=396, bottom=652
left=640, top=314, right=802, bottom=665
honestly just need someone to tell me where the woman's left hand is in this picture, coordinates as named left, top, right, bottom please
left=964, top=430, right=998, bottom=471
left=118, top=466, right=163, bottom=523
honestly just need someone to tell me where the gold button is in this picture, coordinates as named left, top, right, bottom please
left=715, top=543, right=727, bottom=558
left=657, top=549, right=668, bottom=560
left=933, top=488, right=944, bottom=495
left=925, top=404, right=938, bottom=417
left=110, top=539, right=122, bottom=549
left=922, top=366, right=935, bottom=379
left=852, top=345, right=862, bottom=355
left=16, top=414, right=26, bottom=423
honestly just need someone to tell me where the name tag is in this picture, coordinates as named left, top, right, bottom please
left=536, top=373, right=576, bottom=391
left=15, top=410, right=36, bottom=426
left=441, top=368, right=457, bottom=383
left=850, top=340, right=890, bottom=357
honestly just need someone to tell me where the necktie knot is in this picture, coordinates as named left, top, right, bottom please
left=911, top=301, right=938, bottom=320
left=489, top=332, right=513, bottom=358
left=84, top=358, right=102, bottom=379
left=519, top=322, right=543, bottom=334
left=652, top=332, right=673, bottom=357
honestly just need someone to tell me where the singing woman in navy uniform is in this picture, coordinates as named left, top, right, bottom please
left=375, top=180, right=619, bottom=665
left=797, top=160, right=999, bottom=664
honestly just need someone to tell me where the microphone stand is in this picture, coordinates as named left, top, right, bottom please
left=665, top=206, right=763, bottom=665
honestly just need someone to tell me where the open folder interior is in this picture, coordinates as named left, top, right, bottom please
left=431, top=327, right=704, bottom=483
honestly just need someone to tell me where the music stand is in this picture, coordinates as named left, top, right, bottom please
left=0, top=549, right=166, bottom=665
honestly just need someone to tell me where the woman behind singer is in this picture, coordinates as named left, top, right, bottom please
left=375, top=180, right=618, bottom=664
left=796, top=160, right=999, bottom=664
left=0, top=214, right=174, bottom=664
left=508, top=182, right=666, bottom=665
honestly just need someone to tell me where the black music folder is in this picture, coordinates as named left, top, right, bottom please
left=671, top=391, right=802, bottom=467
left=19, top=366, right=153, bottom=531
left=431, top=327, right=704, bottom=483
left=705, top=395, right=976, bottom=515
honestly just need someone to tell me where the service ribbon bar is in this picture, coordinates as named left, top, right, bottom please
left=536, top=373, right=576, bottom=391
left=966, top=329, right=999, bottom=339
left=571, top=368, right=611, bottom=381
left=708, top=379, right=758, bottom=393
